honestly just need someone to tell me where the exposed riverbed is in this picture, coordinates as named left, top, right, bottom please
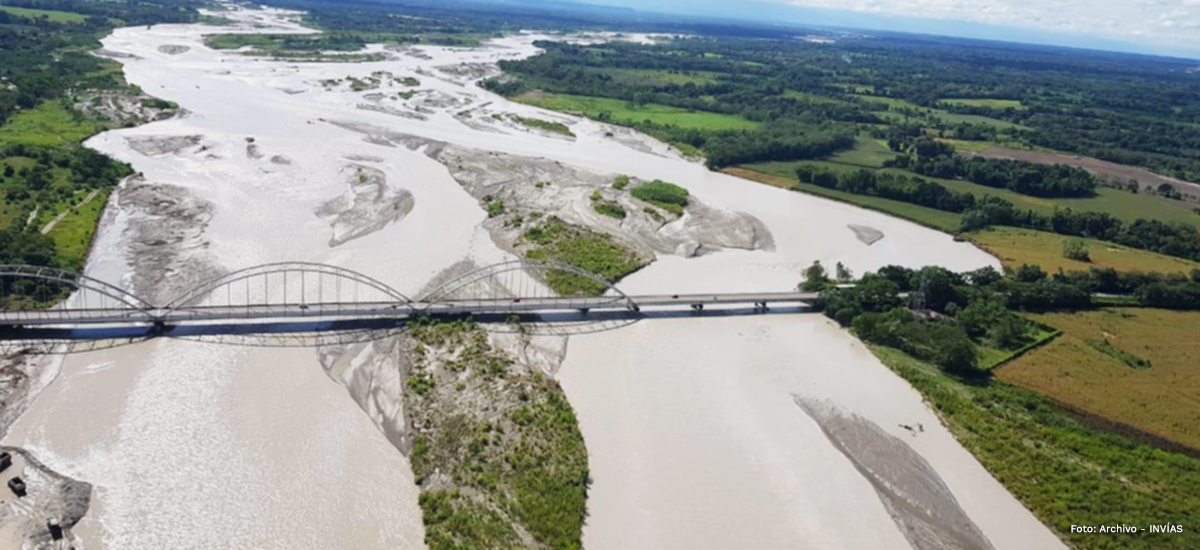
left=1, top=7, right=1064, bottom=550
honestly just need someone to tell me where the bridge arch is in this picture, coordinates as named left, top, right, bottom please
left=161, top=262, right=412, bottom=313
left=418, top=260, right=638, bottom=312
left=0, top=264, right=154, bottom=323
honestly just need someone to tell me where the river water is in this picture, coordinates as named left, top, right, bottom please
left=2, top=7, right=1064, bottom=550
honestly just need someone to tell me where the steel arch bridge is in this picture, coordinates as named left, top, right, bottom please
left=0, top=261, right=816, bottom=352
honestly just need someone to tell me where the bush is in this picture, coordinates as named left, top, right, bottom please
left=592, top=200, right=626, bottom=219
left=1062, top=239, right=1090, bottom=262
left=612, top=175, right=630, bottom=190
left=486, top=200, right=505, bottom=218
left=631, top=180, right=689, bottom=215
left=812, top=170, right=838, bottom=188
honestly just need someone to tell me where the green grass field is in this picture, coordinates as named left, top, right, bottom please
left=969, top=226, right=1200, bottom=275
left=513, top=91, right=758, bottom=131
left=0, top=5, right=86, bottom=22
left=600, top=68, right=718, bottom=86
left=47, top=190, right=108, bottom=272
left=853, top=94, right=1026, bottom=130
left=782, top=90, right=853, bottom=105
left=742, top=135, right=894, bottom=174
left=936, top=111, right=1027, bottom=130
left=0, top=102, right=99, bottom=147
left=974, top=322, right=1060, bottom=371
left=852, top=94, right=922, bottom=111
left=940, top=98, right=1026, bottom=110
left=1049, top=188, right=1200, bottom=229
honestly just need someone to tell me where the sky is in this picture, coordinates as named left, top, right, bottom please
left=576, top=0, right=1200, bottom=58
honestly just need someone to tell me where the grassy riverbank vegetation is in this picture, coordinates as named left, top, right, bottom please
left=404, top=318, right=589, bottom=550
left=871, top=345, right=1200, bottom=550
left=520, top=216, right=645, bottom=295
left=630, top=180, right=689, bottom=216
left=815, top=261, right=1200, bottom=547
left=509, top=115, right=574, bottom=137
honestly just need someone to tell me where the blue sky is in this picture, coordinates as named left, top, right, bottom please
left=577, top=0, right=1200, bottom=58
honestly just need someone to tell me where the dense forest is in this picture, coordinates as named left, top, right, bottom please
left=483, top=32, right=1200, bottom=181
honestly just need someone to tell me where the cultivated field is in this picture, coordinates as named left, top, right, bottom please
left=970, top=227, right=1200, bottom=275
left=998, top=308, right=1200, bottom=451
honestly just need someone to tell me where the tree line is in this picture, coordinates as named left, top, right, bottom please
left=808, top=262, right=1200, bottom=374
left=889, top=138, right=1097, bottom=198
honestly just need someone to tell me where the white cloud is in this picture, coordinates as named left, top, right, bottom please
left=769, top=0, right=1200, bottom=53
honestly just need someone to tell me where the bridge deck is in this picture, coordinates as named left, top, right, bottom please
left=0, top=292, right=818, bottom=328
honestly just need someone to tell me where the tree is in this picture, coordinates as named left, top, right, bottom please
left=835, top=262, right=853, bottom=282
left=1013, top=264, right=1047, bottom=283
left=956, top=297, right=1006, bottom=338
left=929, top=323, right=979, bottom=374
left=877, top=265, right=915, bottom=291
left=2, top=165, right=12, bottom=178
left=1062, top=239, right=1091, bottom=262
left=812, top=170, right=838, bottom=188
left=795, top=164, right=817, bottom=184
left=966, top=266, right=1002, bottom=287
left=914, top=266, right=961, bottom=312
left=801, top=261, right=830, bottom=291
left=989, top=313, right=1028, bottom=349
